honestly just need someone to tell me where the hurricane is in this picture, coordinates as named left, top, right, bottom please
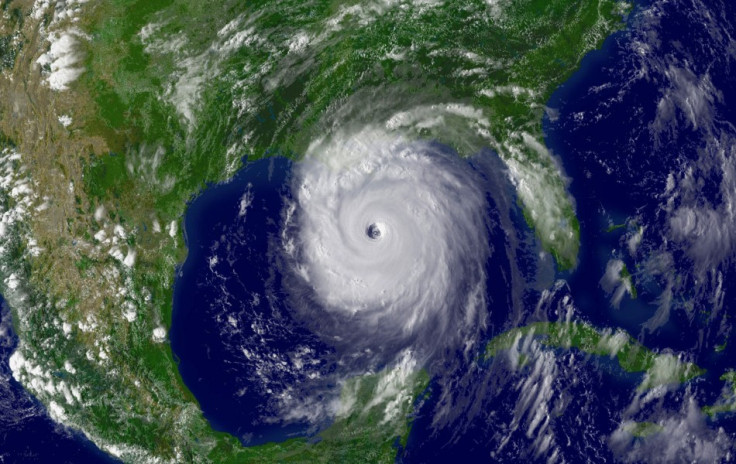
left=280, top=128, right=491, bottom=359
left=9, top=0, right=736, bottom=462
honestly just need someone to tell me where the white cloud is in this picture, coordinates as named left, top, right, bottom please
left=37, top=33, right=84, bottom=91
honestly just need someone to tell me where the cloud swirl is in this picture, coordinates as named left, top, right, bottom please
left=281, top=128, right=491, bottom=359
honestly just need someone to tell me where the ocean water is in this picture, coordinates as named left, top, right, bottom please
left=170, top=156, right=331, bottom=444
left=0, top=300, right=121, bottom=463
left=169, top=142, right=524, bottom=446
left=547, top=0, right=736, bottom=387
left=4, top=0, right=736, bottom=461
left=407, top=0, right=736, bottom=461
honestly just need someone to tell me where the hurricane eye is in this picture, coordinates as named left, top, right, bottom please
left=366, top=223, right=382, bottom=240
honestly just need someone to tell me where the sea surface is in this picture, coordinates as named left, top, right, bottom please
left=548, top=0, right=736, bottom=398
left=4, top=0, right=736, bottom=461
left=0, top=299, right=121, bottom=463
left=170, top=156, right=327, bottom=444
left=169, top=143, right=522, bottom=446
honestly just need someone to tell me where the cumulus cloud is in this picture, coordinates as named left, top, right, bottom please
left=36, top=33, right=84, bottom=91
left=610, top=399, right=733, bottom=463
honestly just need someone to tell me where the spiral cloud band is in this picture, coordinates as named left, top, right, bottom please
left=281, top=129, right=491, bottom=357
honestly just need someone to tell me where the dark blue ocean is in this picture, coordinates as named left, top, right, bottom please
left=0, top=301, right=121, bottom=463
left=405, top=0, right=736, bottom=461
left=169, top=142, right=523, bottom=446
left=547, top=0, right=736, bottom=383
left=170, top=156, right=334, bottom=444
left=170, top=0, right=736, bottom=454
left=3, top=0, right=736, bottom=461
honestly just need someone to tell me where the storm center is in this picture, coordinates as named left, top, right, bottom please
left=366, top=222, right=383, bottom=240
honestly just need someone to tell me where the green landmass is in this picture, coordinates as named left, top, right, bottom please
left=620, top=263, right=637, bottom=299
left=621, top=421, right=663, bottom=438
left=0, top=0, right=629, bottom=461
left=704, top=370, right=736, bottom=417
left=237, top=369, right=430, bottom=464
left=484, top=322, right=705, bottom=390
